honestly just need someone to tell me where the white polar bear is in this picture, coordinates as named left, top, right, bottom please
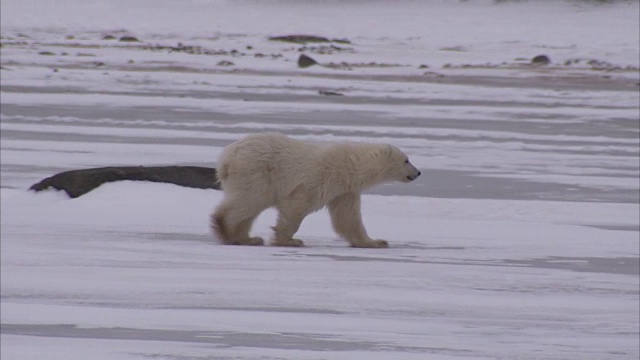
left=211, top=133, right=421, bottom=248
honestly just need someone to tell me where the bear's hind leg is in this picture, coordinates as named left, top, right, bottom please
left=212, top=197, right=265, bottom=246
left=234, top=215, right=264, bottom=246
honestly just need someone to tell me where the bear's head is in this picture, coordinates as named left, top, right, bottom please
left=384, top=145, right=421, bottom=183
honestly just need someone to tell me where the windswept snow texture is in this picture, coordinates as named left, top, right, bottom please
left=1, top=0, right=639, bottom=359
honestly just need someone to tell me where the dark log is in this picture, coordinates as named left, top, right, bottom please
left=29, top=166, right=220, bottom=198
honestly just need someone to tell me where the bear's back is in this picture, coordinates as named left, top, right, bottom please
left=218, top=133, right=320, bottom=190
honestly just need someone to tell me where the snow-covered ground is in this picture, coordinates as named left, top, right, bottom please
left=1, top=0, right=639, bottom=359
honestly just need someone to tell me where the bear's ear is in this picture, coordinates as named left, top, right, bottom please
left=373, top=144, right=394, bottom=159
left=385, top=144, right=395, bottom=158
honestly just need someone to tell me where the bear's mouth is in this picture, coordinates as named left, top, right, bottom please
left=406, top=172, right=421, bottom=181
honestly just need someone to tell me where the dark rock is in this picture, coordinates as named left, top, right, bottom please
left=29, top=166, right=221, bottom=198
left=102, top=35, right=117, bottom=40
left=269, top=35, right=330, bottom=44
left=39, top=51, right=56, bottom=56
left=216, top=60, right=235, bottom=67
left=531, top=55, right=551, bottom=65
left=119, top=36, right=140, bottom=42
left=298, top=54, right=318, bottom=68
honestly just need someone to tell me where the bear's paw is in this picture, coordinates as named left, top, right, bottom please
left=352, top=239, right=389, bottom=248
left=272, top=238, right=305, bottom=247
left=229, top=236, right=265, bottom=246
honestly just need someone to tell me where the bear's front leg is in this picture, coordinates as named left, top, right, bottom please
left=272, top=190, right=310, bottom=247
left=328, top=192, right=389, bottom=248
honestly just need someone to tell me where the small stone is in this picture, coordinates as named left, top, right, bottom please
left=217, top=60, right=234, bottom=67
left=423, top=71, right=444, bottom=78
left=39, top=51, right=56, bottom=56
left=103, top=35, right=116, bottom=40
left=440, top=46, right=466, bottom=52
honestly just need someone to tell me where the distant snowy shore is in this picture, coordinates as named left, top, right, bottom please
left=2, top=0, right=639, bottom=79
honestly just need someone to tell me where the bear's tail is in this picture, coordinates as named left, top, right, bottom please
left=217, top=163, right=229, bottom=182
left=210, top=211, right=231, bottom=245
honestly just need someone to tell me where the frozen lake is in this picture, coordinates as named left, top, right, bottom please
left=1, top=0, right=639, bottom=359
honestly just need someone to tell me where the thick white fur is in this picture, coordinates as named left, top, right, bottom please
left=211, top=133, right=421, bottom=248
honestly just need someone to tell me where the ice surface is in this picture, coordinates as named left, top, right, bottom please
left=1, top=0, right=639, bottom=359
left=2, top=184, right=639, bottom=359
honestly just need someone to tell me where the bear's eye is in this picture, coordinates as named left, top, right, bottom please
left=404, top=159, right=409, bottom=164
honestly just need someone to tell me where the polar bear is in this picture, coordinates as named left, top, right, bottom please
left=211, top=133, right=421, bottom=248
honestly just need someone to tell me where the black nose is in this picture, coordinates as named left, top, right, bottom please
left=416, top=171, right=421, bottom=177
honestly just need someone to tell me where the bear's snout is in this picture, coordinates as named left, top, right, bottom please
left=407, top=171, right=421, bottom=181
